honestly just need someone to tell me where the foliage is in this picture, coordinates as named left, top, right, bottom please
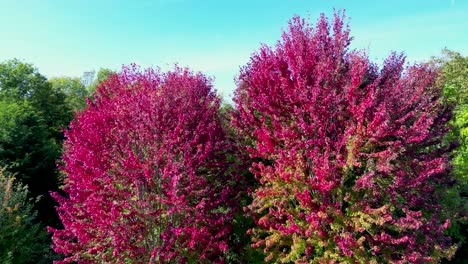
left=49, top=77, right=89, bottom=111
left=0, top=59, right=71, bottom=227
left=88, top=68, right=115, bottom=93
left=432, top=49, right=468, bottom=106
left=0, top=100, right=55, bottom=182
left=0, top=59, right=72, bottom=141
left=0, top=59, right=50, bottom=101
left=432, top=49, right=468, bottom=263
left=435, top=49, right=468, bottom=184
left=218, top=103, right=266, bottom=264
left=234, top=12, right=458, bottom=263
left=50, top=66, right=241, bottom=263
left=0, top=167, right=54, bottom=264
left=0, top=98, right=59, bottom=227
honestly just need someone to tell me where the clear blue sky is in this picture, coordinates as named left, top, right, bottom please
left=0, top=0, right=466, bottom=100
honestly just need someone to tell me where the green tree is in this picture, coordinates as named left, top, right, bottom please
left=0, top=100, right=54, bottom=182
left=0, top=59, right=49, bottom=100
left=0, top=59, right=72, bottom=227
left=436, top=50, right=468, bottom=180
left=0, top=99, right=61, bottom=228
left=88, top=68, right=114, bottom=93
left=0, top=168, right=54, bottom=264
left=0, top=59, right=72, bottom=142
left=434, top=49, right=468, bottom=106
left=433, top=49, right=468, bottom=263
left=49, top=77, right=89, bottom=111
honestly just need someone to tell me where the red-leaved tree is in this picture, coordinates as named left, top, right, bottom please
left=49, top=66, right=239, bottom=263
left=234, top=12, right=458, bottom=263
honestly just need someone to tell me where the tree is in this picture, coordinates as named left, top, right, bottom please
left=0, top=100, right=55, bottom=184
left=49, top=77, right=89, bottom=111
left=0, top=59, right=72, bottom=227
left=433, top=49, right=468, bottom=181
left=0, top=167, right=54, bottom=264
left=234, top=13, right=458, bottom=263
left=50, top=66, right=241, bottom=263
left=0, top=59, right=72, bottom=141
left=88, top=68, right=115, bottom=94
left=0, top=59, right=50, bottom=101
left=433, top=49, right=468, bottom=107
left=432, top=49, right=468, bottom=263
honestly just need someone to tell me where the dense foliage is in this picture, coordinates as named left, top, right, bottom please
left=0, top=59, right=73, bottom=142
left=49, top=77, right=89, bottom=111
left=88, top=68, right=115, bottom=94
left=433, top=49, right=468, bottom=263
left=436, top=50, right=468, bottom=185
left=0, top=168, right=54, bottom=264
left=50, top=66, right=241, bottom=263
left=234, top=13, right=458, bottom=263
left=0, top=59, right=72, bottom=226
left=0, top=12, right=465, bottom=264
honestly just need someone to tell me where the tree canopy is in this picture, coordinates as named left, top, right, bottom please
left=49, top=77, right=89, bottom=111
left=0, top=59, right=72, bottom=226
left=234, top=13, right=458, bottom=262
left=50, top=66, right=242, bottom=263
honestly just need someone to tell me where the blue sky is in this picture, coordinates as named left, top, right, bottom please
left=0, top=0, right=466, bottom=100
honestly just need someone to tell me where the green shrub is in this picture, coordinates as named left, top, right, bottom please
left=0, top=167, right=54, bottom=264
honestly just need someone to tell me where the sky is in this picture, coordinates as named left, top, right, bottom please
left=0, top=0, right=467, bottom=100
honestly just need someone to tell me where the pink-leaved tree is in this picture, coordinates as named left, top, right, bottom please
left=234, top=12, right=458, bottom=263
left=49, top=66, right=240, bottom=263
